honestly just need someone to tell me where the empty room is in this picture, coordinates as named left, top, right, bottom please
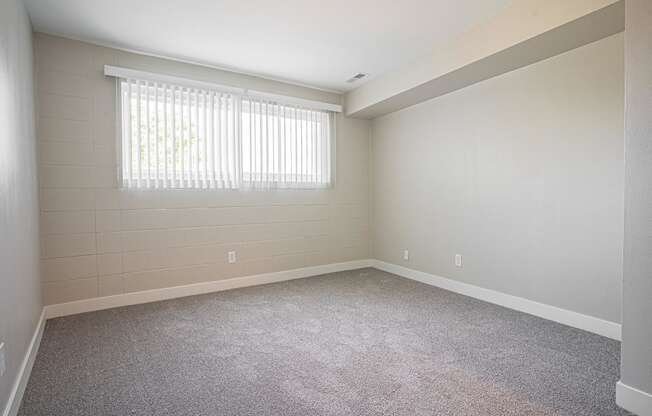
left=1, top=0, right=651, bottom=415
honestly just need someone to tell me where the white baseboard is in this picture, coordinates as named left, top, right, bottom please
left=44, top=259, right=373, bottom=319
left=617, top=381, right=652, bottom=416
left=372, top=260, right=622, bottom=340
left=44, top=258, right=621, bottom=340
left=2, top=310, right=46, bottom=416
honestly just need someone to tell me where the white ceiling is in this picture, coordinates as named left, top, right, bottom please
left=24, top=0, right=511, bottom=92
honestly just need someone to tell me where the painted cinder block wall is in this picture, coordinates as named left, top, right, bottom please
left=35, top=33, right=371, bottom=305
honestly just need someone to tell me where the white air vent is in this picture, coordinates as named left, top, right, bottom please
left=346, top=73, right=367, bottom=83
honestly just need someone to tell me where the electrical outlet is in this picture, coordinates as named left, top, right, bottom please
left=0, top=342, right=5, bottom=378
left=403, top=250, right=409, bottom=261
left=455, top=254, right=462, bottom=268
left=228, top=251, right=237, bottom=264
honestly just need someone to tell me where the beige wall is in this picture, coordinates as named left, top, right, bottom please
left=0, top=0, right=41, bottom=410
left=371, top=33, right=624, bottom=323
left=34, top=33, right=370, bottom=305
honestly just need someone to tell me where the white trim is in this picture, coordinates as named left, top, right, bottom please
left=104, top=65, right=343, bottom=113
left=372, top=260, right=622, bottom=340
left=105, top=65, right=242, bottom=94
left=2, top=310, right=46, bottom=416
left=44, top=259, right=372, bottom=319
left=245, top=90, right=342, bottom=113
left=617, top=381, right=652, bottom=416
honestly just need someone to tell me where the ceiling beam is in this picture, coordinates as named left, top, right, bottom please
left=345, top=0, right=624, bottom=119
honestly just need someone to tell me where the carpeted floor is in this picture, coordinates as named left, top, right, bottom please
left=19, top=268, right=630, bottom=415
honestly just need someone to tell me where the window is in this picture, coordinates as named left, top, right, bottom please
left=116, top=72, right=335, bottom=190
left=241, top=98, right=331, bottom=188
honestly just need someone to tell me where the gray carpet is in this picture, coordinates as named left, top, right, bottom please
left=19, top=268, right=630, bottom=415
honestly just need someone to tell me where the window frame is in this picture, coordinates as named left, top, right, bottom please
left=109, top=65, right=339, bottom=191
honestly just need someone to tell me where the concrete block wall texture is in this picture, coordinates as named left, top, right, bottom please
left=34, top=33, right=371, bottom=305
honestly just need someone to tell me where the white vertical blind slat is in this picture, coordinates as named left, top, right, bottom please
left=236, top=96, right=242, bottom=187
left=162, top=84, right=168, bottom=188
left=216, top=93, right=222, bottom=187
left=123, top=80, right=132, bottom=187
left=227, top=94, right=232, bottom=188
left=193, top=89, right=199, bottom=188
left=183, top=88, right=189, bottom=187
left=279, top=104, right=285, bottom=185
left=264, top=100, right=269, bottom=187
left=228, top=94, right=233, bottom=188
left=293, top=106, right=298, bottom=184
left=135, top=80, right=142, bottom=188
left=310, top=111, right=317, bottom=183
left=171, top=86, right=177, bottom=187
left=202, top=91, right=207, bottom=188
left=208, top=91, right=214, bottom=189
left=145, top=81, right=151, bottom=188
left=276, top=102, right=281, bottom=185
left=154, top=83, right=159, bottom=188
left=298, top=106, right=303, bottom=183
left=257, top=99, right=263, bottom=186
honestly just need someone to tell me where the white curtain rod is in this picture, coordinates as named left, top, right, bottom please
left=104, top=65, right=342, bottom=113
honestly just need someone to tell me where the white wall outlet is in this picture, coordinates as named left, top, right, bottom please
left=0, top=342, right=5, bottom=377
left=228, top=251, right=237, bottom=264
left=403, top=250, right=409, bottom=261
left=455, top=254, right=462, bottom=268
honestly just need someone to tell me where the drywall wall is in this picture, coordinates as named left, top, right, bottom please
left=618, top=0, right=652, bottom=412
left=0, top=0, right=42, bottom=411
left=371, top=33, right=624, bottom=324
left=34, top=33, right=370, bottom=305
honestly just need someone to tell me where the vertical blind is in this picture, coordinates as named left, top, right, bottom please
left=242, top=97, right=331, bottom=189
left=118, top=78, right=333, bottom=189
